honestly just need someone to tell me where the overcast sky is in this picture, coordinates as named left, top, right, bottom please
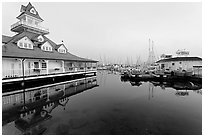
left=2, top=2, right=202, bottom=64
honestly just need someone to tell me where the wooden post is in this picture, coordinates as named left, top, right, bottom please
left=85, top=62, right=86, bottom=72
left=62, top=61, right=65, bottom=73
left=46, top=60, right=49, bottom=75
left=22, top=58, right=27, bottom=110
left=21, top=58, right=25, bottom=78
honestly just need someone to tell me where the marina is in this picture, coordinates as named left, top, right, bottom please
left=2, top=71, right=202, bottom=135
left=2, top=2, right=202, bottom=135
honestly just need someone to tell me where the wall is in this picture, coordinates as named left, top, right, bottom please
left=2, top=58, right=22, bottom=78
left=48, top=60, right=63, bottom=73
left=2, top=57, right=96, bottom=78
left=17, top=36, right=34, bottom=49
left=159, top=60, right=202, bottom=71
left=24, top=59, right=47, bottom=76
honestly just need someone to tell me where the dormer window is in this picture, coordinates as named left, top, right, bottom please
left=57, top=44, right=67, bottom=54
left=41, top=41, right=53, bottom=52
left=17, top=36, right=34, bottom=49
left=30, top=8, right=36, bottom=14
left=59, top=49, right=66, bottom=53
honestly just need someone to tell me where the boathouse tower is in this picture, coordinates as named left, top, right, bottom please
left=11, top=2, right=49, bottom=35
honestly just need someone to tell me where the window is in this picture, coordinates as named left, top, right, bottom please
left=30, top=8, right=36, bottom=14
left=161, top=64, right=165, bottom=69
left=38, top=35, right=44, bottom=42
left=28, top=44, right=32, bottom=49
left=24, top=43, right=27, bottom=48
left=39, top=38, right=42, bottom=42
left=179, top=62, right=182, bottom=64
left=172, top=63, right=175, bottom=66
left=41, top=62, right=47, bottom=69
left=59, top=48, right=66, bottom=53
left=34, top=62, right=39, bottom=69
left=42, top=46, right=52, bottom=52
left=28, top=18, right=33, bottom=24
left=19, top=42, right=23, bottom=47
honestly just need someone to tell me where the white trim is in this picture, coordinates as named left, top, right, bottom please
left=2, top=70, right=97, bottom=83
left=17, top=36, right=34, bottom=49
left=37, top=35, right=44, bottom=42
left=41, top=41, right=53, bottom=52
left=18, top=13, right=42, bottom=22
left=58, top=44, right=67, bottom=53
left=30, top=7, right=37, bottom=15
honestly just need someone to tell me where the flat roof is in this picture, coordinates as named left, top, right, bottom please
left=156, top=57, right=202, bottom=63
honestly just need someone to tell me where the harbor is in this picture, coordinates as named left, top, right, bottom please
left=2, top=2, right=202, bottom=135
left=2, top=71, right=202, bottom=135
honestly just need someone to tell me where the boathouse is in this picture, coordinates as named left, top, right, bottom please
left=156, top=56, right=202, bottom=75
left=2, top=3, right=97, bottom=91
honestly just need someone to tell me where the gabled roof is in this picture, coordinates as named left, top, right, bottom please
left=156, top=57, right=202, bottom=63
left=31, top=34, right=41, bottom=41
left=17, top=2, right=43, bottom=21
left=55, top=45, right=61, bottom=50
left=2, top=31, right=97, bottom=63
left=55, top=44, right=67, bottom=50
left=7, top=31, right=39, bottom=44
left=2, top=35, right=12, bottom=44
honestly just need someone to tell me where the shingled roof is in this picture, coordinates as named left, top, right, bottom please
left=2, top=31, right=97, bottom=63
left=17, top=2, right=43, bottom=21
left=156, top=57, right=202, bottom=63
left=2, top=35, right=12, bottom=44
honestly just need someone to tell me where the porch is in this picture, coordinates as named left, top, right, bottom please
left=2, top=58, right=97, bottom=80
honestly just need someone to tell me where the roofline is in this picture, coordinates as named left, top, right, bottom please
left=156, top=57, right=202, bottom=63
left=16, top=12, right=44, bottom=22
left=2, top=56, right=98, bottom=63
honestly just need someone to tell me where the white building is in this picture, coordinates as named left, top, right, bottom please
left=2, top=3, right=97, bottom=82
left=156, top=57, right=202, bottom=75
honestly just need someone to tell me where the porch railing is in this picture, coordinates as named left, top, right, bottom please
left=2, top=67, right=97, bottom=79
left=11, top=20, right=49, bottom=34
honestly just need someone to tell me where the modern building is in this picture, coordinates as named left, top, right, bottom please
left=2, top=3, right=97, bottom=88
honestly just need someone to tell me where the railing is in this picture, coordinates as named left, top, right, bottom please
left=11, top=20, right=49, bottom=33
left=3, top=69, right=22, bottom=79
left=2, top=67, right=97, bottom=79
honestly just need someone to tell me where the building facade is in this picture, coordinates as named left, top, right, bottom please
left=156, top=57, right=202, bottom=75
left=2, top=3, right=97, bottom=83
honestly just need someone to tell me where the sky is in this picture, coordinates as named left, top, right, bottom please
left=2, top=2, right=202, bottom=64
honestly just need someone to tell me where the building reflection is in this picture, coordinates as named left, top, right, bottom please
left=120, top=77, right=202, bottom=97
left=2, top=76, right=98, bottom=135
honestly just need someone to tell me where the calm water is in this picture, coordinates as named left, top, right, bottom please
left=2, top=70, right=202, bottom=135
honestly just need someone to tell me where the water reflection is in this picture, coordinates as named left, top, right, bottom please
left=2, top=72, right=202, bottom=135
left=121, top=76, right=202, bottom=97
left=2, top=76, right=98, bottom=135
